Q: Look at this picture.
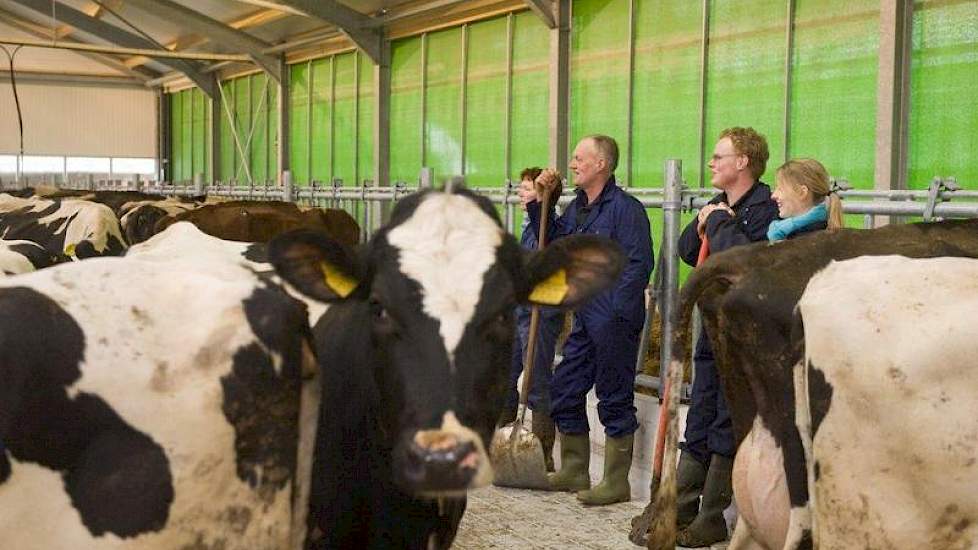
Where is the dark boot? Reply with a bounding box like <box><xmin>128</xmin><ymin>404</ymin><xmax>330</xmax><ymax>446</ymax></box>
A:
<box><xmin>577</xmin><ymin>434</ymin><xmax>633</xmax><ymax>506</ymax></box>
<box><xmin>675</xmin><ymin>451</ymin><xmax>709</xmax><ymax>529</ymax></box>
<box><xmin>629</xmin><ymin>449</ymin><xmax>707</xmax><ymax>545</ymax></box>
<box><xmin>531</xmin><ymin>410</ymin><xmax>556</xmax><ymax>472</ymax></box>
<box><xmin>676</xmin><ymin>453</ymin><xmax>733</xmax><ymax>547</ymax></box>
<box><xmin>547</xmin><ymin>433</ymin><xmax>590</xmax><ymax>492</ymax></box>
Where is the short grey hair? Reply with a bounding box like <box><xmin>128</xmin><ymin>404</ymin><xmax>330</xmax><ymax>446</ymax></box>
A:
<box><xmin>583</xmin><ymin>134</ymin><xmax>619</xmax><ymax>173</ymax></box>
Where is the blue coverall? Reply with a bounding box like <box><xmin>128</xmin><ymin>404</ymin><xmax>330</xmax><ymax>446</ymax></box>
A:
<box><xmin>676</xmin><ymin>181</ymin><xmax>779</xmax><ymax>465</ymax></box>
<box><xmin>504</xmin><ymin>219</ymin><xmax>566</xmax><ymax>413</ymax></box>
<box><xmin>527</xmin><ymin>177</ymin><xmax>654</xmax><ymax>438</ymax></box>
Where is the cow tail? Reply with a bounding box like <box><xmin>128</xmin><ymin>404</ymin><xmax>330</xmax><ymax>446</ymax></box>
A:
<box><xmin>647</xmin><ymin>258</ymin><xmax>739</xmax><ymax>550</ymax></box>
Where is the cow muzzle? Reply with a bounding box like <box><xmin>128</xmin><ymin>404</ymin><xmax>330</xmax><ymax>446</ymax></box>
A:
<box><xmin>395</xmin><ymin>411</ymin><xmax>493</xmax><ymax>496</ymax></box>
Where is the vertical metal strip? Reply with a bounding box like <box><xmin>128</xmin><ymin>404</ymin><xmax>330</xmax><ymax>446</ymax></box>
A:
<box><xmin>265</xmin><ymin>78</ymin><xmax>271</xmax><ymax>183</ymax></box>
<box><xmin>625</xmin><ymin>0</ymin><xmax>636</xmax><ymax>186</ymax></box>
<box><xmin>248</xmin><ymin>75</ymin><xmax>254</xmax><ymax>180</ymax></box>
<box><xmin>504</xmin><ymin>13</ymin><xmax>514</xmax><ymax>181</ymax></box>
<box><xmin>460</xmin><ymin>24</ymin><xmax>468</xmax><ymax>176</ymax></box>
<box><xmin>189</xmin><ymin>89</ymin><xmax>195</xmax><ymax>180</ymax></box>
<box><xmin>420</xmin><ymin>32</ymin><xmax>428</xmax><ymax>170</ymax></box>
<box><xmin>330</xmin><ymin>56</ymin><xmax>336</xmax><ymax>183</ymax></box>
<box><xmin>782</xmin><ymin>0</ymin><xmax>796</xmax><ymax>162</ymax></box>
<box><xmin>353</xmin><ymin>52</ymin><xmax>361</xmax><ymax>185</ymax></box>
<box><xmin>697</xmin><ymin>0</ymin><xmax>711</xmax><ymax>188</ymax></box>
<box><xmin>307</xmin><ymin>59</ymin><xmax>313</xmax><ymax>184</ymax></box>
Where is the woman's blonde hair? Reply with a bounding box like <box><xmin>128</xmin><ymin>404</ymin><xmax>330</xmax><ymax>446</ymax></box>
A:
<box><xmin>776</xmin><ymin>158</ymin><xmax>843</xmax><ymax>230</ymax></box>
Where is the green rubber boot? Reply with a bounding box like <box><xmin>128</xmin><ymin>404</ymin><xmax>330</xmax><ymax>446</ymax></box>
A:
<box><xmin>576</xmin><ymin>434</ymin><xmax>633</xmax><ymax>506</ymax></box>
<box><xmin>547</xmin><ymin>433</ymin><xmax>591</xmax><ymax>492</ymax></box>
<box><xmin>676</xmin><ymin>453</ymin><xmax>733</xmax><ymax>547</ymax></box>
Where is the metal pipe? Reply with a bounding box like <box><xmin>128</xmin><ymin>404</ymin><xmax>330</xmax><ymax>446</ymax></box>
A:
<box><xmin>625</xmin><ymin>0</ymin><xmax>636</xmax><ymax>186</ymax></box>
<box><xmin>460</xmin><ymin>24</ymin><xmax>468</xmax><ymax>177</ymax></box>
<box><xmin>0</xmin><ymin>38</ymin><xmax>252</xmax><ymax>62</ymax></box>
<box><xmin>659</xmin><ymin>160</ymin><xmax>683</xmax><ymax>387</ymax></box>
<box><xmin>697</xmin><ymin>0</ymin><xmax>711</xmax><ymax>188</ymax></box>
<box><xmin>504</xmin><ymin>13</ymin><xmax>514</xmax><ymax>180</ymax></box>
<box><xmin>782</xmin><ymin>0</ymin><xmax>796</xmax><ymax>162</ymax></box>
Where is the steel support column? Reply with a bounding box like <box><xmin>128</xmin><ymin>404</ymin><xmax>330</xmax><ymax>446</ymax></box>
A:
<box><xmin>549</xmin><ymin>0</ymin><xmax>570</xmax><ymax>176</ymax></box>
<box><xmin>277</xmin><ymin>58</ymin><xmax>290</xmax><ymax>182</ymax></box>
<box><xmin>874</xmin><ymin>0</ymin><xmax>913</xmax><ymax>225</ymax></box>
<box><xmin>374</xmin><ymin>40</ymin><xmax>392</xmax><ymax>188</ymax></box>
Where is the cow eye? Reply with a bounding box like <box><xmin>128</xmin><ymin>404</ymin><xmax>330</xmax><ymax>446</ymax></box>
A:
<box><xmin>369</xmin><ymin>297</ymin><xmax>389</xmax><ymax>320</ymax></box>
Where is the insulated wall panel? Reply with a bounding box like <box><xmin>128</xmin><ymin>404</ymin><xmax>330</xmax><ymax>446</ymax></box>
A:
<box><xmin>704</xmin><ymin>0</ymin><xmax>788</xmax><ymax>185</ymax></box>
<box><xmin>391</xmin><ymin>38</ymin><xmax>424</xmax><ymax>184</ymax></box>
<box><xmin>790</xmin><ymin>0</ymin><xmax>879</xmax><ymax>189</ymax></box>
<box><xmin>908</xmin><ymin>0</ymin><xmax>978</xmax><ymax>190</ymax></box>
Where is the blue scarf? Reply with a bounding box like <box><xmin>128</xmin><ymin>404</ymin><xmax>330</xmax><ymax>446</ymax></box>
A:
<box><xmin>767</xmin><ymin>203</ymin><xmax>827</xmax><ymax>242</ymax></box>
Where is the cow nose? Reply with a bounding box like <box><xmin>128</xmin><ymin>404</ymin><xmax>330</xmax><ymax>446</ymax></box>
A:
<box><xmin>400</xmin><ymin>436</ymin><xmax>479</xmax><ymax>494</ymax></box>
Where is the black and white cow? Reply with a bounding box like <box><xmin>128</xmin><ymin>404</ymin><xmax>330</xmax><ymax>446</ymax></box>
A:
<box><xmin>1</xmin><ymin>187</ymin><xmax>623</xmax><ymax>549</ymax></box>
<box><xmin>793</xmin><ymin>255</ymin><xmax>978</xmax><ymax>549</ymax></box>
<box><xmin>0</xmin><ymin>239</ymin><xmax>62</xmax><ymax>276</ymax></box>
<box><xmin>0</xmin><ymin>193</ymin><xmax>126</xmax><ymax>259</ymax></box>
<box><xmin>268</xmin><ymin>187</ymin><xmax>624</xmax><ymax>548</ymax></box>
<box><xmin>0</xmin><ymin>222</ymin><xmax>318</xmax><ymax>549</ymax></box>
<box><xmin>645</xmin><ymin>218</ymin><xmax>978</xmax><ymax>550</ymax></box>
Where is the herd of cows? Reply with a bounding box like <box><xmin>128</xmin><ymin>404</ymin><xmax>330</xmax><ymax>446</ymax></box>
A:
<box><xmin>0</xmin><ymin>185</ymin><xmax>623</xmax><ymax>549</ymax></box>
<box><xmin>1</xmin><ymin>183</ymin><xmax>977</xmax><ymax>549</ymax></box>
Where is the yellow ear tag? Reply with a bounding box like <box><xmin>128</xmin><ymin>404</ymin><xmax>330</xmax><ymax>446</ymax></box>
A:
<box><xmin>528</xmin><ymin>268</ymin><xmax>569</xmax><ymax>305</ymax></box>
<box><xmin>320</xmin><ymin>261</ymin><xmax>358</xmax><ymax>298</ymax></box>
<box><xmin>64</xmin><ymin>243</ymin><xmax>76</xmax><ymax>257</ymax></box>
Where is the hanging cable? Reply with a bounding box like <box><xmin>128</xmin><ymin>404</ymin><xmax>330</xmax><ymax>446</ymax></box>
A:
<box><xmin>1</xmin><ymin>45</ymin><xmax>26</xmax><ymax>182</ymax></box>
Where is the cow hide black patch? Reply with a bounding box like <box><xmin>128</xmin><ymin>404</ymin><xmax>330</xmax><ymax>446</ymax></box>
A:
<box><xmin>220</xmin><ymin>286</ymin><xmax>306</xmax><ymax>500</ymax></box>
<box><xmin>0</xmin><ymin>286</ymin><xmax>174</xmax><ymax>537</ymax></box>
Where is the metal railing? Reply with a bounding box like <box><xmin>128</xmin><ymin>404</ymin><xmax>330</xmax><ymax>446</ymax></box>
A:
<box><xmin>5</xmin><ymin>165</ymin><xmax>976</xmax><ymax>395</ymax></box>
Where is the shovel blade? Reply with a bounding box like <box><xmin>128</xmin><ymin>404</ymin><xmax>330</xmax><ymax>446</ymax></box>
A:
<box><xmin>489</xmin><ymin>423</ymin><xmax>550</xmax><ymax>490</ymax></box>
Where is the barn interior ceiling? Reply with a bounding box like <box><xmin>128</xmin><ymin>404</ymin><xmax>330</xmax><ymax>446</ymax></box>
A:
<box><xmin>0</xmin><ymin>0</ymin><xmax>533</xmax><ymax>88</ymax></box>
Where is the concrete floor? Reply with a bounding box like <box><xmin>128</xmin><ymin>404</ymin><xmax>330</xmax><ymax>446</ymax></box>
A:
<box><xmin>454</xmin><ymin>392</ymin><xmax>708</xmax><ymax>549</ymax></box>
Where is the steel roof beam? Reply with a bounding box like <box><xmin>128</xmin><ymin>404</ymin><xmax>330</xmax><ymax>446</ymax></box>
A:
<box><xmin>124</xmin><ymin>0</ymin><xmax>282</xmax><ymax>83</ymax></box>
<box><xmin>524</xmin><ymin>0</ymin><xmax>556</xmax><ymax>29</ymax></box>
<box><xmin>7</xmin><ymin>0</ymin><xmax>215</xmax><ymax>96</ymax></box>
<box><xmin>272</xmin><ymin>0</ymin><xmax>382</xmax><ymax>64</ymax></box>
<box><xmin>0</xmin><ymin>6</ymin><xmax>157</xmax><ymax>82</ymax></box>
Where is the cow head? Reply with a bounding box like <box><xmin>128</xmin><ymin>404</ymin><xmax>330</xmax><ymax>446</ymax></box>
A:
<box><xmin>269</xmin><ymin>188</ymin><xmax>623</xmax><ymax>496</ymax></box>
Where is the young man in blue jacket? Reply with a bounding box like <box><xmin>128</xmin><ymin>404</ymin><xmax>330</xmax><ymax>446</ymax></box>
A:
<box><xmin>671</xmin><ymin>127</ymin><xmax>779</xmax><ymax>547</ymax></box>
<box><xmin>527</xmin><ymin>135</ymin><xmax>653</xmax><ymax>505</ymax></box>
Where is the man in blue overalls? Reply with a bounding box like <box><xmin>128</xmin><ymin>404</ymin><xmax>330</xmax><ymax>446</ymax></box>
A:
<box><xmin>527</xmin><ymin>135</ymin><xmax>653</xmax><ymax>506</ymax></box>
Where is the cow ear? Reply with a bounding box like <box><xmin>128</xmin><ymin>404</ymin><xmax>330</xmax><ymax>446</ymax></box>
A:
<box><xmin>523</xmin><ymin>235</ymin><xmax>624</xmax><ymax>309</ymax></box>
<box><xmin>269</xmin><ymin>229</ymin><xmax>361</xmax><ymax>303</ymax></box>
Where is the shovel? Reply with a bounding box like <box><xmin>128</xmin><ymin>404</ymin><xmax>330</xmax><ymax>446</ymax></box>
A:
<box><xmin>489</xmin><ymin>184</ymin><xmax>554</xmax><ymax>490</ymax></box>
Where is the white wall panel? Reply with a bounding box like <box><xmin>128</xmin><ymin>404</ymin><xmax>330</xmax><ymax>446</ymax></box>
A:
<box><xmin>0</xmin><ymin>82</ymin><xmax>156</xmax><ymax>157</ymax></box>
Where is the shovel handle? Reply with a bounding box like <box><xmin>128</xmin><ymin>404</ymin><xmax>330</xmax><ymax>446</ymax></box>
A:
<box><xmin>516</xmin><ymin>185</ymin><xmax>553</xmax><ymax>420</ymax></box>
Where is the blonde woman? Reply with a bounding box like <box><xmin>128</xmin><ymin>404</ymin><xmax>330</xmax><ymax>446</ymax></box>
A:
<box><xmin>768</xmin><ymin>158</ymin><xmax>844</xmax><ymax>241</ymax></box>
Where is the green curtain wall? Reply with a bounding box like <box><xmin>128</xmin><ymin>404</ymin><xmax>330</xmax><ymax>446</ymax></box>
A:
<box><xmin>289</xmin><ymin>51</ymin><xmax>375</xmax><ymax>187</ymax></box>
<box><xmin>168</xmin><ymin>1</ymin><xmax>976</xmax><ymax>198</ymax></box>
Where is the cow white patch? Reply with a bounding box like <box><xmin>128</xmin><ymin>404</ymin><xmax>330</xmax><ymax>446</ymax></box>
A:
<box><xmin>0</xmin><ymin>240</ymin><xmax>38</xmax><ymax>276</ymax></box>
<box><xmin>386</xmin><ymin>194</ymin><xmax>503</xmax><ymax>366</ymax></box>
<box><xmin>800</xmin><ymin>256</ymin><xmax>978</xmax><ymax>549</ymax></box>
<box><xmin>0</xmin><ymin>224</ymin><xmax>308</xmax><ymax>549</ymax></box>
